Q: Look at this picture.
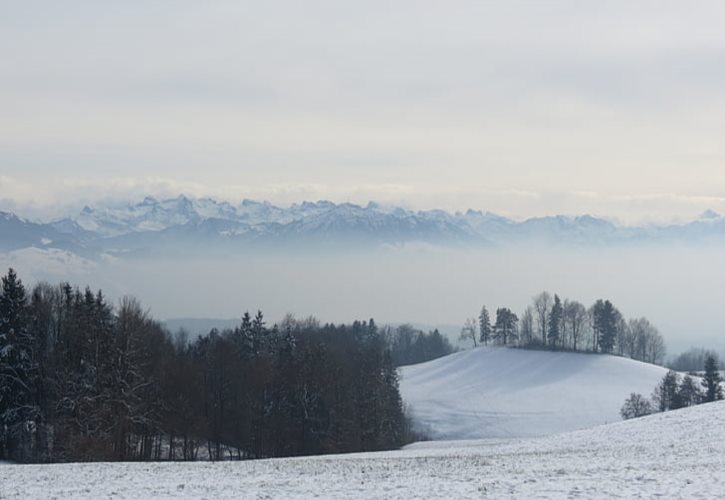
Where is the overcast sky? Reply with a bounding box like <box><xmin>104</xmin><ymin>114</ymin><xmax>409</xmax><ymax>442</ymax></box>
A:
<box><xmin>2</xmin><ymin>1</ymin><xmax>725</xmax><ymax>222</ymax></box>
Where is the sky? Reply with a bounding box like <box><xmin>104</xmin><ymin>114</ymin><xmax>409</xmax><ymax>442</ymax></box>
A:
<box><xmin>2</xmin><ymin>1</ymin><xmax>725</xmax><ymax>222</ymax></box>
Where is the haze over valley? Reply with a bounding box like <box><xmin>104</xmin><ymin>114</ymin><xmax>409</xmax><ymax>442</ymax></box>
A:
<box><xmin>2</xmin><ymin>195</ymin><xmax>724</xmax><ymax>355</ymax></box>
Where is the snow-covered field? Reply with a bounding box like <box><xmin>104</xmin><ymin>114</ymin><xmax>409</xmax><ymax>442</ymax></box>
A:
<box><xmin>2</xmin><ymin>400</ymin><xmax>724</xmax><ymax>499</ymax></box>
<box><xmin>399</xmin><ymin>347</ymin><xmax>670</xmax><ymax>439</ymax></box>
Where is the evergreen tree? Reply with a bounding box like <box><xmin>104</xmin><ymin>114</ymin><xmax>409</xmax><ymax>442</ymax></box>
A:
<box><xmin>494</xmin><ymin>308</ymin><xmax>518</xmax><ymax>345</ymax></box>
<box><xmin>652</xmin><ymin>370</ymin><xmax>680</xmax><ymax>412</ymax></box>
<box><xmin>478</xmin><ymin>306</ymin><xmax>492</xmax><ymax>346</ymax></box>
<box><xmin>701</xmin><ymin>354</ymin><xmax>723</xmax><ymax>403</ymax></box>
<box><xmin>238</xmin><ymin>311</ymin><xmax>254</xmax><ymax>357</ymax></box>
<box><xmin>0</xmin><ymin>268</ymin><xmax>39</xmax><ymax>461</ymax></box>
<box><xmin>547</xmin><ymin>295</ymin><xmax>563</xmax><ymax>348</ymax></box>
<box><xmin>677</xmin><ymin>374</ymin><xmax>702</xmax><ymax>407</ymax></box>
<box><xmin>594</xmin><ymin>300</ymin><xmax>618</xmax><ymax>354</ymax></box>
<box><xmin>251</xmin><ymin>310</ymin><xmax>267</xmax><ymax>355</ymax></box>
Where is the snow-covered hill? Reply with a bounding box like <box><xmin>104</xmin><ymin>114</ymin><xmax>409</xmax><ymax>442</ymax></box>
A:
<box><xmin>3</xmin><ymin>399</ymin><xmax>724</xmax><ymax>498</ymax></box>
<box><xmin>399</xmin><ymin>347</ymin><xmax>670</xmax><ymax>439</ymax></box>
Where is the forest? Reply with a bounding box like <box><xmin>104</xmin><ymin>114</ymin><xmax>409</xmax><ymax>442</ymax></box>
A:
<box><xmin>0</xmin><ymin>268</ymin><xmax>446</xmax><ymax>463</ymax></box>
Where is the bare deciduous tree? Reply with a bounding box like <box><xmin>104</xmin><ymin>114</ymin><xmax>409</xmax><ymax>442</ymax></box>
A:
<box><xmin>563</xmin><ymin>300</ymin><xmax>587</xmax><ymax>351</ymax></box>
<box><xmin>533</xmin><ymin>291</ymin><xmax>552</xmax><ymax>346</ymax></box>
<box><xmin>459</xmin><ymin>317</ymin><xmax>478</xmax><ymax>348</ymax></box>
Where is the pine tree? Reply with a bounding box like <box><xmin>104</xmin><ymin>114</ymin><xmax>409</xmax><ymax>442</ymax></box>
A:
<box><xmin>0</xmin><ymin>268</ymin><xmax>39</xmax><ymax>461</ymax></box>
<box><xmin>595</xmin><ymin>300</ymin><xmax>618</xmax><ymax>354</ymax></box>
<box><xmin>547</xmin><ymin>295</ymin><xmax>563</xmax><ymax>348</ymax></box>
<box><xmin>652</xmin><ymin>370</ymin><xmax>680</xmax><ymax>412</ymax></box>
<box><xmin>701</xmin><ymin>354</ymin><xmax>723</xmax><ymax>403</ymax></box>
<box><xmin>237</xmin><ymin>311</ymin><xmax>254</xmax><ymax>357</ymax></box>
<box><xmin>478</xmin><ymin>306</ymin><xmax>492</xmax><ymax>346</ymax></box>
<box><xmin>251</xmin><ymin>310</ymin><xmax>266</xmax><ymax>356</ymax></box>
<box><xmin>494</xmin><ymin>308</ymin><xmax>518</xmax><ymax>346</ymax></box>
<box><xmin>677</xmin><ymin>375</ymin><xmax>702</xmax><ymax>407</ymax></box>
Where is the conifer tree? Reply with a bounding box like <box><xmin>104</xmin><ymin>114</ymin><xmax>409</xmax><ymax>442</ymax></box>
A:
<box><xmin>494</xmin><ymin>308</ymin><xmax>518</xmax><ymax>345</ymax></box>
<box><xmin>677</xmin><ymin>374</ymin><xmax>702</xmax><ymax>407</ymax></box>
<box><xmin>0</xmin><ymin>268</ymin><xmax>38</xmax><ymax>460</ymax></box>
<box><xmin>595</xmin><ymin>300</ymin><xmax>618</xmax><ymax>354</ymax></box>
<box><xmin>251</xmin><ymin>310</ymin><xmax>266</xmax><ymax>355</ymax></box>
<box><xmin>652</xmin><ymin>370</ymin><xmax>680</xmax><ymax>412</ymax></box>
<box><xmin>702</xmin><ymin>354</ymin><xmax>723</xmax><ymax>403</ymax></box>
<box><xmin>547</xmin><ymin>295</ymin><xmax>563</xmax><ymax>348</ymax></box>
<box><xmin>478</xmin><ymin>306</ymin><xmax>492</xmax><ymax>346</ymax></box>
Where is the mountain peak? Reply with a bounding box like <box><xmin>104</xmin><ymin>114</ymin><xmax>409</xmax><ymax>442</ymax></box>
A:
<box><xmin>9</xmin><ymin>195</ymin><xmax>725</xmax><ymax>251</ymax></box>
<box><xmin>700</xmin><ymin>209</ymin><xmax>721</xmax><ymax>220</ymax></box>
<box><xmin>0</xmin><ymin>211</ymin><xmax>20</xmax><ymax>222</ymax></box>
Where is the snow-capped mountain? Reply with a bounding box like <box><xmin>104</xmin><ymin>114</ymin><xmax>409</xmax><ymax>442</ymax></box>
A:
<box><xmin>0</xmin><ymin>211</ymin><xmax>86</xmax><ymax>254</ymax></box>
<box><xmin>58</xmin><ymin>195</ymin><xmax>236</xmax><ymax>237</ymax></box>
<box><xmin>3</xmin><ymin>195</ymin><xmax>725</xmax><ymax>258</ymax></box>
<box><xmin>42</xmin><ymin>195</ymin><xmax>484</xmax><ymax>253</ymax></box>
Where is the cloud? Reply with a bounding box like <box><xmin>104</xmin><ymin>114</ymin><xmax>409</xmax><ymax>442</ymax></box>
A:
<box><xmin>2</xmin><ymin>2</ymin><xmax>725</xmax><ymax>223</ymax></box>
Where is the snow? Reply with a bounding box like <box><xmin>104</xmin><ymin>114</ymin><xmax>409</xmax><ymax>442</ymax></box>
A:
<box><xmin>2</xmin><ymin>400</ymin><xmax>725</xmax><ymax>498</ymax></box>
<box><xmin>399</xmin><ymin>347</ymin><xmax>670</xmax><ymax>439</ymax></box>
<box><xmin>9</xmin><ymin>197</ymin><xmax>725</xmax><ymax>252</ymax></box>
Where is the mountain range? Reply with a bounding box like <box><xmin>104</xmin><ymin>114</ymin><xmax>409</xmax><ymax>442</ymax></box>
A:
<box><xmin>2</xmin><ymin>195</ymin><xmax>725</xmax><ymax>258</ymax></box>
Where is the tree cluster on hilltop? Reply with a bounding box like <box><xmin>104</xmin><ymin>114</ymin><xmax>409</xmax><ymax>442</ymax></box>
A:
<box><xmin>0</xmin><ymin>269</ymin><xmax>409</xmax><ymax>464</ymax></box>
<box><xmin>461</xmin><ymin>291</ymin><xmax>667</xmax><ymax>365</ymax></box>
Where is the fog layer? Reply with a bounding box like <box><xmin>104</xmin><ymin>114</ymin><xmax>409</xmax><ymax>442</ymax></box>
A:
<box><xmin>1</xmin><ymin>244</ymin><xmax>722</xmax><ymax>355</ymax></box>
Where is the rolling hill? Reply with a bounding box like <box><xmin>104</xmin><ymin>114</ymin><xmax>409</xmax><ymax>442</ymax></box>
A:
<box><xmin>399</xmin><ymin>347</ymin><xmax>670</xmax><ymax>439</ymax></box>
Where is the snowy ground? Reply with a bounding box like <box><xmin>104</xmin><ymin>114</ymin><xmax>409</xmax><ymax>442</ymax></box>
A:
<box><xmin>399</xmin><ymin>347</ymin><xmax>670</xmax><ymax>439</ymax></box>
<box><xmin>2</xmin><ymin>400</ymin><xmax>724</xmax><ymax>498</ymax></box>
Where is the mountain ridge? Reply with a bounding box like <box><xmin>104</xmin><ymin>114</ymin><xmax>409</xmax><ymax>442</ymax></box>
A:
<box><xmin>2</xmin><ymin>195</ymin><xmax>725</xmax><ymax>257</ymax></box>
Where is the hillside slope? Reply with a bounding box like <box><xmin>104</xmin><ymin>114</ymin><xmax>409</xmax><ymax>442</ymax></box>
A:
<box><xmin>3</xmin><ymin>399</ymin><xmax>724</xmax><ymax>498</ymax></box>
<box><xmin>399</xmin><ymin>347</ymin><xmax>670</xmax><ymax>439</ymax></box>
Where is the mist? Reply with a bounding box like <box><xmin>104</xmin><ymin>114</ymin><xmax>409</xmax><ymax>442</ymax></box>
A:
<box><xmin>3</xmin><ymin>243</ymin><xmax>723</xmax><ymax>356</ymax></box>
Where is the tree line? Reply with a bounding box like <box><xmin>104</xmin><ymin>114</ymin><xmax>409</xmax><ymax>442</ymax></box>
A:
<box><xmin>382</xmin><ymin>324</ymin><xmax>455</xmax><ymax>367</ymax></box>
<box><xmin>620</xmin><ymin>354</ymin><xmax>723</xmax><ymax>419</ymax></box>
<box><xmin>668</xmin><ymin>347</ymin><xmax>722</xmax><ymax>372</ymax></box>
<box><xmin>0</xmin><ymin>269</ymin><xmax>410</xmax><ymax>463</ymax></box>
<box><xmin>460</xmin><ymin>291</ymin><xmax>667</xmax><ymax>364</ymax></box>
